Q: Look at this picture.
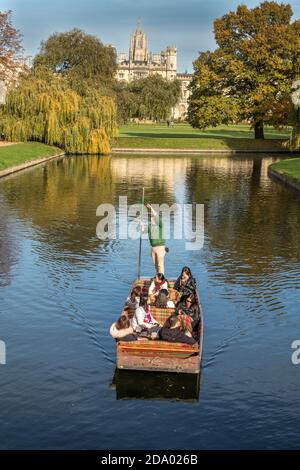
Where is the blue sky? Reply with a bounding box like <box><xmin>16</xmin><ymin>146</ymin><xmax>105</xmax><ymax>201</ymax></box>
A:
<box><xmin>2</xmin><ymin>0</ymin><xmax>300</xmax><ymax>71</ymax></box>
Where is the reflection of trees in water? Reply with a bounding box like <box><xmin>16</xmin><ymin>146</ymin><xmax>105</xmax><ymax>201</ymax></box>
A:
<box><xmin>0</xmin><ymin>196</ymin><xmax>17</xmax><ymax>287</ymax></box>
<box><xmin>3</xmin><ymin>152</ymin><xmax>298</xmax><ymax>281</ymax></box>
<box><xmin>0</xmin><ymin>156</ymin><xmax>116</xmax><ymax>265</ymax></box>
<box><xmin>185</xmin><ymin>156</ymin><xmax>300</xmax><ymax>281</ymax></box>
<box><xmin>111</xmin><ymin>155</ymin><xmax>187</xmax><ymax>205</ymax></box>
<box><xmin>0</xmin><ymin>155</ymin><xmax>175</xmax><ymax>267</ymax></box>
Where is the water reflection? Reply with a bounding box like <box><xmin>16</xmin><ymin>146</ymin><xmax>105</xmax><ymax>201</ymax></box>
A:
<box><xmin>0</xmin><ymin>156</ymin><xmax>177</xmax><ymax>262</ymax></box>
<box><xmin>114</xmin><ymin>369</ymin><xmax>200</xmax><ymax>402</ymax></box>
<box><xmin>1</xmin><ymin>153</ymin><xmax>300</xmax><ymax>449</ymax></box>
<box><xmin>0</xmin><ymin>196</ymin><xmax>18</xmax><ymax>287</ymax></box>
<box><xmin>0</xmin><ymin>153</ymin><xmax>300</xmax><ymax>283</ymax></box>
<box><xmin>184</xmin><ymin>155</ymin><xmax>300</xmax><ymax>272</ymax></box>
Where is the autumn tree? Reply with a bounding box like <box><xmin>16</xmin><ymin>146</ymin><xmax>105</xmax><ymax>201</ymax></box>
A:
<box><xmin>1</xmin><ymin>27</ymin><xmax>118</xmax><ymax>154</ymax></box>
<box><xmin>0</xmin><ymin>67</ymin><xmax>117</xmax><ymax>154</ymax></box>
<box><xmin>0</xmin><ymin>10</ymin><xmax>23</xmax><ymax>81</ymax></box>
<box><xmin>188</xmin><ymin>1</ymin><xmax>300</xmax><ymax>139</ymax></box>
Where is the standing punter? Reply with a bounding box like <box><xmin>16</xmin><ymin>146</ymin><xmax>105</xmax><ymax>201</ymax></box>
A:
<box><xmin>145</xmin><ymin>203</ymin><xmax>166</xmax><ymax>275</ymax></box>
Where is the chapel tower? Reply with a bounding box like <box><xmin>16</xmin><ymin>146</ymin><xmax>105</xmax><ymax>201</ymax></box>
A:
<box><xmin>129</xmin><ymin>20</ymin><xmax>148</xmax><ymax>62</ymax></box>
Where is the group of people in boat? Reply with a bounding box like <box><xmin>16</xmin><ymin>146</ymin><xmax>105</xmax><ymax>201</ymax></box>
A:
<box><xmin>110</xmin><ymin>267</ymin><xmax>199</xmax><ymax>346</ymax></box>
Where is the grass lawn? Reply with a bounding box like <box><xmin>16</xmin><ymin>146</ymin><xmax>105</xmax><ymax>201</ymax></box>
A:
<box><xmin>0</xmin><ymin>142</ymin><xmax>62</xmax><ymax>171</ymax></box>
<box><xmin>270</xmin><ymin>158</ymin><xmax>300</xmax><ymax>184</ymax></box>
<box><xmin>114</xmin><ymin>123</ymin><xmax>291</xmax><ymax>150</ymax></box>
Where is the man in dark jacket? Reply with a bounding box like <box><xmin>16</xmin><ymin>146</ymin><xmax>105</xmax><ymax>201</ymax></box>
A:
<box><xmin>159</xmin><ymin>316</ymin><xmax>197</xmax><ymax>345</ymax></box>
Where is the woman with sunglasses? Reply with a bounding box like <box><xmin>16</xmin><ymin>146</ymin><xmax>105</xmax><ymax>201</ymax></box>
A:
<box><xmin>175</xmin><ymin>294</ymin><xmax>199</xmax><ymax>333</ymax></box>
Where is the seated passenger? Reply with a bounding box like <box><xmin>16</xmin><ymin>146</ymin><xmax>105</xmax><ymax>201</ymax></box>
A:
<box><xmin>174</xmin><ymin>266</ymin><xmax>197</xmax><ymax>303</ymax></box>
<box><xmin>132</xmin><ymin>295</ymin><xmax>159</xmax><ymax>333</ymax></box>
<box><xmin>122</xmin><ymin>305</ymin><xmax>135</xmax><ymax>320</ymax></box>
<box><xmin>126</xmin><ymin>285</ymin><xmax>142</xmax><ymax>309</ymax></box>
<box><xmin>176</xmin><ymin>294</ymin><xmax>199</xmax><ymax>330</ymax></box>
<box><xmin>154</xmin><ymin>289</ymin><xmax>175</xmax><ymax>308</ymax></box>
<box><xmin>110</xmin><ymin>314</ymin><xmax>136</xmax><ymax>341</ymax></box>
<box><xmin>159</xmin><ymin>316</ymin><xmax>196</xmax><ymax>345</ymax></box>
<box><xmin>148</xmin><ymin>273</ymin><xmax>168</xmax><ymax>303</ymax></box>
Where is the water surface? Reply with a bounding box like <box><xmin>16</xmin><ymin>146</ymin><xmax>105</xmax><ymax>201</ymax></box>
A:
<box><xmin>0</xmin><ymin>153</ymin><xmax>300</xmax><ymax>449</ymax></box>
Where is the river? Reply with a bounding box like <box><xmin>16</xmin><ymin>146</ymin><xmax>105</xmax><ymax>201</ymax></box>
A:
<box><xmin>0</xmin><ymin>153</ymin><xmax>300</xmax><ymax>449</ymax></box>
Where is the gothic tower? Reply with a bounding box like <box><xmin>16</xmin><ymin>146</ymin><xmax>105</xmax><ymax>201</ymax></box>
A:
<box><xmin>129</xmin><ymin>19</ymin><xmax>148</xmax><ymax>62</ymax></box>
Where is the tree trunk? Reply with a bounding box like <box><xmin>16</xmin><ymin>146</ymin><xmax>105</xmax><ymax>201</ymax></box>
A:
<box><xmin>254</xmin><ymin>120</ymin><xmax>264</xmax><ymax>139</ymax></box>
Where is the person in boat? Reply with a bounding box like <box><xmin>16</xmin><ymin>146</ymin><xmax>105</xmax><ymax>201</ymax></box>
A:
<box><xmin>174</xmin><ymin>266</ymin><xmax>197</xmax><ymax>302</ymax></box>
<box><xmin>159</xmin><ymin>315</ymin><xmax>197</xmax><ymax>345</ymax></box>
<box><xmin>145</xmin><ymin>203</ymin><xmax>166</xmax><ymax>275</ymax></box>
<box><xmin>148</xmin><ymin>273</ymin><xmax>168</xmax><ymax>303</ymax></box>
<box><xmin>132</xmin><ymin>295</ymin><xmax>159</xmax><ymax>333</ymax></box>
<box><xmin>121</xmin><ymin>304</ymin><xmax>135</xmax><ymax>320</ymax></box>
<box><xmin>175</xmin><ymin>294</ymin><xmax>199</xmax><ymax>331</ymax></box>
<box><xmin>154</xmin><ymin>289</ymin><xmax>175</xmax><ymax>308</ymax></box>
<box><xmin>110</xmin><ymin>313</ymin><xmax>136</xmax><ymax>341</ymax></box>
<box><xmin>126</xmin><ymin>285</ymin><xmax>142</xmax><ymax>309</ymax></box>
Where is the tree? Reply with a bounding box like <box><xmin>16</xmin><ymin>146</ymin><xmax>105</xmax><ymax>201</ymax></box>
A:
<box><xmin>126</xmin><ymin>74</ymin><xmax>181</xmax><ymax>122</ymax></box>
<box><xmin>111</xmin><ymin>80</ymin><xmax>137</xmax><ymax>124</ymax></box>
<box><xmin>0</xmin><ymin>10</ymin><xmax>23</xmax><ymax>81</ymax></box>
<box><xmin>0</xmin><ymin>67</ymin><xmax>117</xmax><ymax>154</ymax></box>
<box><xmin>33</xmin><ymin>28</ymin><xmax>117</xmax><ymax>92</ymax></box>
<box><xmin>188</xmin><ymin>1</ymin><xmax>300</xmax><ymax>139</ymax></box>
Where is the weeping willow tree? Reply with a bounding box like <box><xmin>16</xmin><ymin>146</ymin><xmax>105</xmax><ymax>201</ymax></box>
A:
<box><xmin>0</xmin><ymin>67</ymin><xmax>117</xmax><ymax>154</ymax></box>
<box><xmin>290</xmin><ymin>80</ymin><xmax>300</xmax><ymax>150</ymax></box>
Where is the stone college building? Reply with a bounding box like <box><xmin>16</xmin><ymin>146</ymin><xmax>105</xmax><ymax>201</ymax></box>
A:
<box><xmin>116</xmin><ymin>21</ymin><xmax>192</xmax><ymax>120</ymax></box>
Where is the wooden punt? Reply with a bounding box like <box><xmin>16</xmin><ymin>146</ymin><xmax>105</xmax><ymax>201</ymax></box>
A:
<box><xmin>116</xmin><ymin>278</ymin><xmax>204</xmax><ymax>374</ymax></box>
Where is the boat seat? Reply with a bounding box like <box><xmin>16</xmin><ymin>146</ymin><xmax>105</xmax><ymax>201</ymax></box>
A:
<box><xmin>151</xmin><ymin>307</ymin><xmax>175</xmax><ymax>326</ymax></box>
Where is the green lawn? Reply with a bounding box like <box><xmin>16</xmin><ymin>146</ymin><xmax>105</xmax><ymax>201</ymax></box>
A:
<box><xmin>0</xmin><ymin>142</ymin><xmax>62</xmax><ymax>171</ymax></box>
<box><xmin>114</xmin><ymin>123</ymin><xmax>291</xmax><ymax>150</ymax></box>
<box><xmin>270</xmin><ymin>157</ymin><xmax>300</xmax><ymax>184</ymax></box>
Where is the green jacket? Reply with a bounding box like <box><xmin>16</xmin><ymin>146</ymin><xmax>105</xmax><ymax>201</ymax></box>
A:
<box><xmin>148</xmin><ymin>215</ymin><xmax>165</xmax><ymax>247</ymax></box>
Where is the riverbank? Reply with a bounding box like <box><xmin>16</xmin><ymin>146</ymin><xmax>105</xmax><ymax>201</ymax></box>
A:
<box><xmin>112</xmin><ymin>147</ymin><xmax>295</xmax><ymax>155</ymax></box>
<box><xmin>114</xmin><ymin>123</ymin><xmax>291</xmax><ymax>152</ymax></box>
<box><xmin>0</xmin><ymin>142</ymin><xmax>64</xmax><ymax>178</ymax></box>
<box><xmin>268</xmin><ymin>157</ymin><xmax>300</xmax><ymax>192</ymax></box>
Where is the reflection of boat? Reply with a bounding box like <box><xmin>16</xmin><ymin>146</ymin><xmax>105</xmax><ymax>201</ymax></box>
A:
<box><xmin>116</xmin><ymin>278</ymin><xmax>203</xmax><ymax>374</ymax></box>
<box><xmin>114</xmin><ymin>369</ymin><xmax>200</xmax><ymax>402</ymax></box>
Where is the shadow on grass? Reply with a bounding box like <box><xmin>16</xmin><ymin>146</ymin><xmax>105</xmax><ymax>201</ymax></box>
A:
<box><xmin>124</xmin><ymin>132</ymin><xmax>248</xmax><ymax>139</ymax></box>
<box><xmin>122</xmin><ymin>131</ymin><xmax>286</xmax><ymax>140</ymax></box>
<box><xmin>120</xmin><ymin>132</ymin><xmax>285</xmax><ymax>148</ymax></box>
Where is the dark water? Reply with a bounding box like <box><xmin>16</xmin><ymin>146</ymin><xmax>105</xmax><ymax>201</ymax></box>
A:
<box><xmin>0</xmin><ymin>154</ymin><xmax>300</xmax><ymax>450</ymax></box>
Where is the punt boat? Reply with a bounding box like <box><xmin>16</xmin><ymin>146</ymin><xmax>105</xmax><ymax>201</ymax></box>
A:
<box><xmin>116</xmin><ymin>277</ymin><xmax>203</xmax><ymax>374</ymax></box>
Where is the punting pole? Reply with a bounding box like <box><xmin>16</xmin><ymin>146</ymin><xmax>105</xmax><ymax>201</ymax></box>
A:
<box><xmin>137</xmin><ymin>187</ymin><xmax>145</xmax><ymax>280</ymax></box>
